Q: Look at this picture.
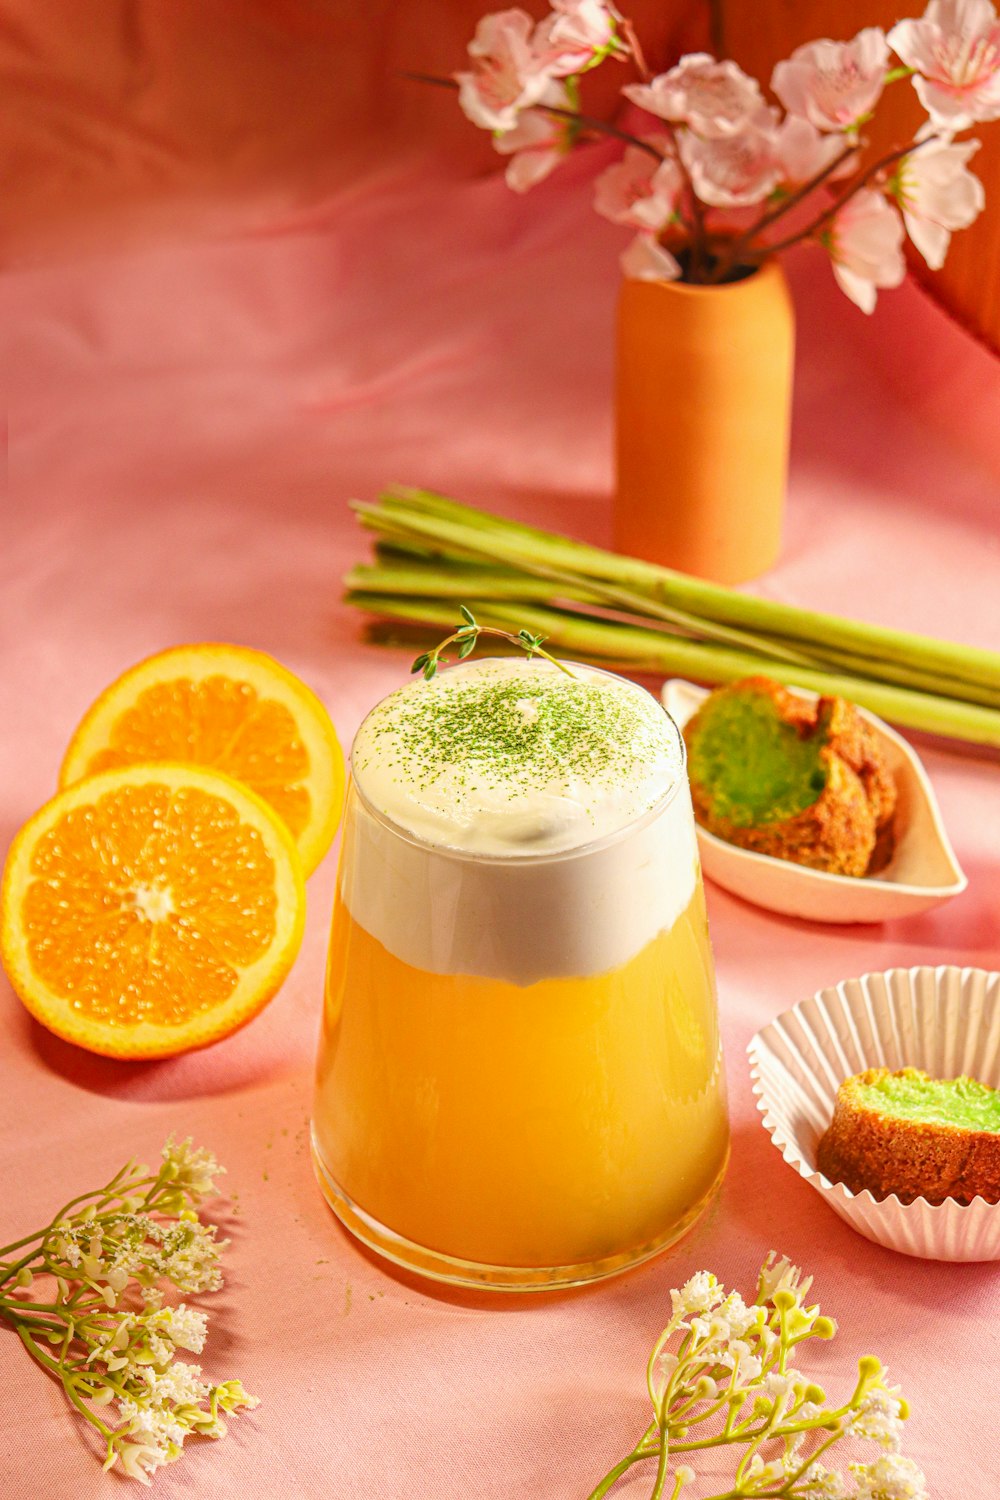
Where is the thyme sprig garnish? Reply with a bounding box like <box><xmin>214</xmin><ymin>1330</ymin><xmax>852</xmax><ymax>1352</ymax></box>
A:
<box><xmin>410</xmin><ymin>605</ymin><xmax>576</xmax><ymax>681</ymax></box>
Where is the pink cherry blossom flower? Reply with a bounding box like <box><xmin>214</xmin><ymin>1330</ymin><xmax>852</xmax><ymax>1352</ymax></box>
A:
<box><xmin>455</xmin><ymin>9</ymin><xmax>553</xmax><ymax>132</ymax></box>
<box><xmin>493</xmin><ymin>84</ymin><xmax>574</xmax><ymax>190</ymax></box>
<box><xmin>775</xmin><ymin>115</ymin><xmax>859</xmax><ymax>183</ymax></box>
<box><xmin>594</xmin><ymin>141</ymin><xmax>682</xmax><ymax>230</ymax></box>
<box><xmin>679</xmin><ymin>122</ymin><xmax>781</xmax><ymax>207</ymax></box>
<box><xmin>888</xmin><ymin>0</ymin><xmax>1000</xmax><ymax>127</ymax></box>
<box><xmin>772</xmin><ymin>28</ymin><xmax>890</xmax><ymax>132</ymax></box>
<box><xmin>823</xmin><ymin>188</ymin><xmax>906</xmax><ymax>312</ymax></box>
<box><xmin>620</xmin><ymin>234</ymin><xmax>682</xmax><ymax>282</ymax></box>
<box><xmin>533</xmin><ymin>0</ymin><xmax>618</xmax><ymax>77</ymax></box>
<box><xmin>623</xmin><ymin>53</ymin><xmax>766</xmax><ymax>136</ymax></box>
<box><xmin>890</xmin><ymin>132</ymin><xmax>985</xmax><ymax>266</ymax></box>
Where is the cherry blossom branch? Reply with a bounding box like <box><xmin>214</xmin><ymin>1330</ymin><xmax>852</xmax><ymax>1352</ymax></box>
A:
<box><xmin>402</xmin><ymin>72</ymin><xmax>664</xmax><ymax>159</ymax></box>
<box><xmin>746</xmin><ymin>135</ymin><xmax>940</xmax><ymax>259</ymax></box>
<box><xmin>704</xmin><ymin>141</ymin><xmax>859</xmax><ymax>283</ymax></box>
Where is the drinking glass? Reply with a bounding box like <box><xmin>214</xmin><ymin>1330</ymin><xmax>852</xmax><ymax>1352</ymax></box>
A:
<box><xmin>312</xmin><ymin>663</ymin><xmax>729</xmax><ymax>1290</ymax></box>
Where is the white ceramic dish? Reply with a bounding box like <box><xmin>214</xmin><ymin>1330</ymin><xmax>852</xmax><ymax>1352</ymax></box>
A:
<box><xmin>748</xmin><ymin>966</ymin><xmax>1000</xmax><ymax>1261</ymax></box>
<box><xmin>661</xmin><ymin>678</ymin><xmax>966</xmax><ymax>924</ymax></box>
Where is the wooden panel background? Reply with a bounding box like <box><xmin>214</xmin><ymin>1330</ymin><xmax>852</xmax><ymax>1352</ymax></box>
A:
<box><xmin>717</xmin><ymin>0</ymin><xmax>1000</xmax><ymax>355</ymax></box>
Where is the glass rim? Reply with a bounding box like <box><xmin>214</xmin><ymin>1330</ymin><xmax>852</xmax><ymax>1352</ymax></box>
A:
<box><xmin>347</xmin><ymin>658</ymin><xmax>687</xmax><ymax>867</ymax></box>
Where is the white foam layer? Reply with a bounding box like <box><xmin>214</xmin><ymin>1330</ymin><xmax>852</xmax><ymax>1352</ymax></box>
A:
<box><xmin>351</xmin><ymin>658</ymin><xmax>684</xmax><ymax>856</ymax></box>
<box><xmin>341</xmin><ymin>659</ymin><xmax>700</xmax><ymax>984</ymax></box>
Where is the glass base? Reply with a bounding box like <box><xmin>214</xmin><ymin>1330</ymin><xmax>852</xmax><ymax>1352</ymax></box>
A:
<box><xmin>311</xmin><ymin>1131</ymin><xmax>729</xmax><ymax>1292</ymax></box>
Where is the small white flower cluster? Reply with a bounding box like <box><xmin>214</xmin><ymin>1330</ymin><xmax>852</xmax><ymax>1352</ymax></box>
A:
<box><xmin>48</xmin><ymin>1209</ymin><xmax>224</xmax><ymax>1306</ymax></box>
<box><xmin>108</xmin><ymin>1372</ymin><xmax>259</xmax><ymax>1487</ymax></box>
<box><xmin>1</xmin><ymin>1141</ymin><xmax>254</xmax><ymax>1488</ymax></box>
<box><xmin>591</xmin><ymin>1253</ymin><xmax>927</xmax><ymax>1500</ymax></box>
<box><xmin>849</xmin><ymin>1387</ymin><xmax>908</xmax><ymax>1452</ymax></box>
<box><xmin>160</xmin><ymin>1137</ymin><xmax>225</xmax><ymax>1204</ymax></box>
<box><xmin>851</xmin><ymin>1453</ymin><xmax>930</xmax><ymax>1499</ymax></box>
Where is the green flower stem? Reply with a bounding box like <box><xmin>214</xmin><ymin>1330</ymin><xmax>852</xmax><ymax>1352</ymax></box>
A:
<box><xmin>649</xmin><ymin>1422</ymin><xmax>672</xmax><ymax>1500</ymax></box>
<box><xmin>586</xmin><ymin>1444</ymin><xmax>660</xmax><ymax>1500</ymax></box>
<box><xmin>780</xmin><ymin>1428</ymin><xmax>843</xmax><ymax>1491</ymax></box>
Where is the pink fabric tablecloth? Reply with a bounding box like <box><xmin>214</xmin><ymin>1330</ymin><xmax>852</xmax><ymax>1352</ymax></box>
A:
<box><xmin>3</xmin><ymin>163</ymin><xmax>1000</xmax><ymax>1499</ymax></box>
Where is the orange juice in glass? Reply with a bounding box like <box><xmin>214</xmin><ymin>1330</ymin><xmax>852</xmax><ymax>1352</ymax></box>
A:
<box><xmin>312</xmin><ymin>658</ymin><xmax>729</xmax><ymax>1289</ymax></box>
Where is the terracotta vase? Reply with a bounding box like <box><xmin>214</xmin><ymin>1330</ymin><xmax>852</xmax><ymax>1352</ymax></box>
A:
<box><xmin>614</xmin><ymin>259</ymin><xmax>795</xmax><ymax>585</ymax></box>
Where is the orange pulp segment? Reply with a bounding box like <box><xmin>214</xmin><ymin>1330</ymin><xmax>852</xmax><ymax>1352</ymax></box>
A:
<box><xmin>59</xmin><ymin>644</ymin><xmax>344</xmax><ymax>876</ymax></box>
<box><xmin>1</xmin><ymin>764</ymin><xmax>306</xmax><ymax>1058</ymax></box>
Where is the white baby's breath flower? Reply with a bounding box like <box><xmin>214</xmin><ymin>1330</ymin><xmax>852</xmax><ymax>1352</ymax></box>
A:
<box><xmin>715</xmin><ymin>1339</ymin><xmax>763</xmax><ymax>1385</ymax></box>
<box><xmin>758</xmin><ymin>1251</ymin><xmax>813</xmax><ymax>1304</ymax></box>
<box><xmin>161</xmin><ymin>1138</ymin><xmax>225</xmax><ymax>1202</ymax></box>
<box><xmin>747</xmin><ymin>1453</ymin><xmax>785</xmax><ymax>1484</ymax></box>
<box><xmin>141</xmin><ymin>1360</ymin><xmax>211</xmax><ymax>1407</ymax></box>
<box><xmin>152</xmin><ymin>1221</ymin><xmax>226</xmax><ymax>1294</ymax></box>
<box><xmin>671</xmin><ymin>1270</ymin><xmax>724</xmax><ymax>1319</ymax></box>
<box><xmin>107</xmin><ymin>1439</ymin><xmax>172</xmax><ymax>1487</ymax></box>
<box><xmin>216</xmin><ymin>1378</ymin><xmax>260</xmax><ymax>1414</ymax></box>
<box><xmin>799</xmin><ymin>1463</ymin><xmax>851</xmax><ymax>1498</ymax></box>
<box><xmin>718</xmin><ymin>1291</ymin><xmax>761</xmax><ymax>1339</ymax></box>
<box><xmin>850</xmin><ymin>1388</ymin><xmax>906</xmax><ymax>1451</ymax></box>
<box><xmin>53</xmin><ymin>1235</ymin><xmax>82</xmax><ymax>1268</ymax></box>
<box><xmin>796</xmin><ymin>1399</ymin><xmax>824</xmax><ymax>1423</ymax></box>
<box><xmin>148</xmin><ymin>1305</ymin><xmax>209</xmax><ymax>1355</ymax></box>
<box><xmin>2</xmin><ymin>1139</ymin><xmax>256</xmax><ymax>1490</ymax></box>
<box><xmin>851</xmin><ymin>1452</ymin><xmax>928</xmax><ymax>1499</ymax></box>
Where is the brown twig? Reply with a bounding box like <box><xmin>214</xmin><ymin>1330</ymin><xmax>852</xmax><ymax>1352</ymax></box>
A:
<box><xmin>705</xmin><ymin>141</ymin><xmax>860</xmax><ymax>283</ymax></box>
<box><xmin>614</xmin><ymin>9</ymin><xmax>651</xmax><ymax>82</ymax></box>
<box><xmin>665</xmin><ymin>127</ymin><xmax>709</xmax><ymax>277</ymax></box>
<box><xmin>749</xmin><ymin>135</ymin><xmax>938</xmax><ymax>259</ymax></box>
<box><xmin>401</xmin><ymin>71</ymin><xmax>665</xmax><ymax>160</ymax></box>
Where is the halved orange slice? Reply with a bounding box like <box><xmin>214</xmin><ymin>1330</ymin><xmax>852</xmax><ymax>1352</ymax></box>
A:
<box><xmin>1</xmin><ymin>764</ymin><xmax>306</xmax><ymax>1058</ymax></box>
<box><xmin>59</xmin><ymin>644</ymin><xmax>344</xmax><ymax>877</ymax></box>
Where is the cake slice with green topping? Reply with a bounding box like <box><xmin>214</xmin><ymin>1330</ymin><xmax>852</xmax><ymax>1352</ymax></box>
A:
<box><xmin>817</xmin><ymin>1067</ymin><xmax>1000</xmax><ymax>1204</ymax></box>
<box><xmin>683</xmin><ymin>677</ymin><xmax>896</xmax><ymax>877</ymax></box>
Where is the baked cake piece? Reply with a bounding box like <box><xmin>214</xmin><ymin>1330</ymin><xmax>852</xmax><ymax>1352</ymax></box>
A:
<box><xmin>817</xmin><ymin>1067</ymin><xmax>1000</xmax><ymax>1205</ymax></box>
<box><xmin>683</xmin><ymin>677</ymin><xmax>897</xmax><ymax>877</ymax></box>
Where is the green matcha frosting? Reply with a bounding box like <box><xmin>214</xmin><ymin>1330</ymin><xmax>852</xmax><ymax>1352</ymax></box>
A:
<box><xmin>686</xmin><ymin>686</ymin><xmax>828</xmax><ymax>828</ymax></box>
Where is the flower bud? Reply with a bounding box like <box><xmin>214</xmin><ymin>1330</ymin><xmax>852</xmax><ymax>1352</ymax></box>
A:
<box><xmin>14</xmin><ymin>1269</ymin><xmax>33</xmax><ymax>1289</ymax></box>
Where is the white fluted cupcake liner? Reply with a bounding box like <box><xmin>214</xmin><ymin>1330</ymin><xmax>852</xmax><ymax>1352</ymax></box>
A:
<box><xmin>748</xmin><ymin>966</ymin><xmax>1000</xmax><ymax>1261</ymax></box>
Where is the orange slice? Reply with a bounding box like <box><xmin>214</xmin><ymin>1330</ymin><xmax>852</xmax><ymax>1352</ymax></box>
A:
<box><xmin>59</xmin><ymin>644</ymin><xmax>344</xmax><ymax>878</ymax></box>
<box><xmin>1</xmin><ymin>764</ymin><xmax>306</xmax><ymax>1058</ymax></box>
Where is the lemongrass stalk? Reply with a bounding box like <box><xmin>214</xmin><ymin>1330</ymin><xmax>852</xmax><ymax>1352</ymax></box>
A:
<box><xmin>345</xmin><ymin>561</ymin><xmax>608</xmax><ymax>608</ymax></box>
<box><xmin>377</xmin><ymin>488</ymin><xmax>1000</xmax><ymax>693</ymax></box>
<box><xmin>350</xmin><ymin>553</ymin><xmax>1000</xmax><ymax>711</ymax></box>
<box><xmin>352</xmin><ymin>502</ymin><xmax>823</xmax><ymax>668</ymax></box>
<box><xmin>346</xmin><ymin>590</ymin><xmax>1000</xmax><ymax>748</ymax></box>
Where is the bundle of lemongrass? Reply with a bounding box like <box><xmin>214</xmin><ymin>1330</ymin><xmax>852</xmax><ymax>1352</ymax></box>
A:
<box><xmin>346</xmin><ymin>489</ymin><xmax>1000</xmax><ymax>751</ymax></box>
